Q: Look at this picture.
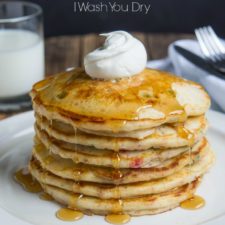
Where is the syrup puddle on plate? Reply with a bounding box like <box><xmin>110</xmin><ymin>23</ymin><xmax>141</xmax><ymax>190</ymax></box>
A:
<box><xmin>14</xmin><ymin>168</ymin><xmax>42</xmax><ymax>193</ymax></box>
<box><xmin>56</xmin><ymin>208</ymin><xmax>84</xmax><ymax>221</ymax></box>
<box><xmin>105</xmin><ymin>214</ymin><xmax>131</xmax><ymax>225</ymax></box>
<box><xmin>180</xmin><ymin>195</ymin><xmax>205</xmax><ymax>210</ymax></box>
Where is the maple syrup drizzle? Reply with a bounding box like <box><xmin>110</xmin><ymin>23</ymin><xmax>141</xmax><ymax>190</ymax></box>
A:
<box><xmin>14</xmin><ymin>168</ymin><xmax>42</xmax><ymax>193</ymax></box>
<box><xmin>114</xmin><ymin>185</ymin><xmax>121</xmax><ymax>199</ymax></box>
<box><xmin>70</xmin><ymin>121</ymin><xmax>84</xmax><ymax>217</ymax></box>
<box><xmin>112</xmin><ymin>152</ymin><xmax>121</xmax><ymax>169</ymax></box>
<box><xmin>39</xmin><ymin>192</ymin><xmax>54</xmax><ymax>201</ymax></box>
<box><xmin>56</xmin><ymin>208</ymin><xmax>84</xmax><ymax>221</ymax></box>
<box><xmin>73</xmin><ymin>126</ymin><xmax>79</xmax><ymax>164</ymax></box>
<box><xmin>112</xmin><ymin>152</ymin><xmax>122</xmax><ymax>183</ymax></box>
<box><xmin>68</xmin><ymin>192</ymin><xmax>84</xmax><ymax>208</ymax></box>
<box><xmin>105</xmin><ymin>214</ymin><xmax>131</xmax><ymax>225</ymax></box>
<box><xmin>66</xmin><ymin>193</ymin><xmax>84</xmax><ymax>222</ymax></box>
<box><xmin>43</xmin><ymin>155</ymin><xmax>54</xmax><ymax>165</ymax></box>
<box><xmin>175</xmin><ymin>124</ymin><xmax>195</xmax><ymax>146</ymax></box>
<box><xmin>180</xmin><ymin>195</ymin><xmax>205</xmax><ymax>210</ymax></box>
<box><xmin>174</xmin><ymin>124</ymin><xmax>195</xmax><ymax>171</ymax></box>
<box><xmin>40</xmin><ymin>114</ymin><xmax>44</xmax><ymax>130</ymax></box>
<box><xmin>72</xmin><ymin>168</ymin><xmax>83</xmax><ymax>208</ymax></box>
<box><xmin>114</xmin><ymin>139</ymin><xmax>120</xmax><ymax>152</ymax></box>
<box><xmin>113</xmin><ymin>199</ymin><xmax>123</xmax><ymax>213</ymax></box>
<box><xmin>111</xmin><ymin>140</ymin><xmax>123</xmax><ymax>197</ymax></box>
<box><xmin>107</xmin><ymin>120</ymin><xmax>127</xmax><ymax>133</ymax></box>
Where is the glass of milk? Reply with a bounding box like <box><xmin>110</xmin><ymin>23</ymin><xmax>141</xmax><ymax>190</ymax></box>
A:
<box><xmin>0</xmin><ymin>1</ymin><xmax>44</xmax><ymax>110</ymax></box>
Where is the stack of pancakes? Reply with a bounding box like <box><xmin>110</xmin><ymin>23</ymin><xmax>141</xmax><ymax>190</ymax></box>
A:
<box><xmin>29</xmin><ymin>68</ymin><xmax>215</xmax><ymax>216</ymax></box>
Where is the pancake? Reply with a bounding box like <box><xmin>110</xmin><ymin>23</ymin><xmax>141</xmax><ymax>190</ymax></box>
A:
<box><xmin>35</xmin><ymin>112</ymin><xmax>156</xmax><ymax>139</ymax></box>
<box><xmin>35</xmin><ymin>127</ymin><xmax>205</xmax><ymax>168</ymax></box>
<box><xmin>29</xmin><ymin>146</ymin><xmax>214</xmax><ymax>199</ymax></box>
<box><xmin>32</xmin><ymin>101</ymin><xmax>195</xmax><ymax>133</ymax></box>
<box><xmin>31</xmin><ymin>68</ymin><xmax>210</xmax><ymax>122</ymax></box>
<box><xmin>40</xmin><ymin>178</ymin><xmax>200</xmax><ymax>216</ymax></box>
<box><xmin>35</xmin><ymin>113</ymin><xmax>207</xmax><ymax>140</ymax></box>
<box><xmin>32</xmin><ymin>138</ymin><xmax>208</xmax><ymax>184</ymax></box>
<box><xmin>35</xmin><ymin>115</ymin><xmax>207</xmax><ymax>150</ymax></box>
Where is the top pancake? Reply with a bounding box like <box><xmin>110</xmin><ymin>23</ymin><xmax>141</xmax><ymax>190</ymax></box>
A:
<box><xmin>31</xmin><ymin>68</ymin><xmax>210</xmax><ymax>122</ymax></box>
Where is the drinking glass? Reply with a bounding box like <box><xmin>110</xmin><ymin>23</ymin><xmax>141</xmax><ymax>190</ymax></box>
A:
<box><xmin>0</xmin><ymin>1</ymin><xmax>44</xmax><ymax>111</ymax></box>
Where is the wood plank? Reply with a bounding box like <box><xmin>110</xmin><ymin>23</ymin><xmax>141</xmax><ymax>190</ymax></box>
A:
<box><xmin>45</xmin><ymin>36</ymin><xmax>81</xmax><ymax>75</ymax></box>
<box><xmin>147</xmin><ymin>33</ymin><xmax>194</xmax><ymax>59</ymax></box>
<box><xmin>80</xmin><ymin>34</ymin><xmax>99</xmax><ymax>67</ymax></box>
<box><xmin>0</xmin><ymin>113</ymin><xmax>7</xmax><ymax>120</ymax></box>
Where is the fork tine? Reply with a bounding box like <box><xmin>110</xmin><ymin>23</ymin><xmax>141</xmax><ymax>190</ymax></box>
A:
<box><xmin>202</xmin><ymin>26</ymin><xmax>223</xmax><ymax>61</ymax></box>
<box><xmin>206</xmin><ymin>26</ymin><xmax>225</xmax><ymax>60</ymax></box>
<box><xmin>207</xmin><ymin>26</ymin><xmax>225</xmax><ymax>54</ymax></box>
<box><xmin>204</xmin><ymin>26</ymin><xmax>224</xmax><ymax>61</ymax></box>
<box><xmin>195</xmin><ymin>27</ymin><xmax>217</xmax><ymax>62</ymax></box>
<box><xmin>195</xmin><ymin>26</ymin><xmax>225</xmax><ymax>73</ymax></box>
<box><xmin>195</xmin><ymin>28</ymin><xmax>211</xmax><ymax>58</ymax></box>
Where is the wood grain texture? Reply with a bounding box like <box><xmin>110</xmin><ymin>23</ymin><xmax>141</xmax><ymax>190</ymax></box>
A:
<box><xmin>80</xmin><ymin>34</ymin><xmax>99</xmax><ymax>66</ymax></box>
<box><xmin>45</xmin><ymin>36</ymin><xmax>81</xmax><ymax>75</ymax></box>
<box><xmin>1</xmin><ymin>32</ymin><xmax>194</xmax><ymax>119</ymax></box>
<box><xmin>147</xmin><ymin>33</ymin><xmax>194</xmax><ymax>59</ymax></box>
<box><xmin>0</xmin><ymin>114</ymin><xmax>7</xmax><ymax>120</ymax></box>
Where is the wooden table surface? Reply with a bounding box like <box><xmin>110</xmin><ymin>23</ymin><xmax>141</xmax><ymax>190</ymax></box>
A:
<box><xmin>0</xmin><ymin>32</ymin><xmax>194</xmax><ymax>120</ymax></box>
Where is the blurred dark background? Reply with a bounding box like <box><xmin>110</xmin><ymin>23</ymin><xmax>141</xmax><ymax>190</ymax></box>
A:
<box><xmin>22</xmin><ymin>0</ymin><xmax>225</xmax><ymax>37</ymax></box>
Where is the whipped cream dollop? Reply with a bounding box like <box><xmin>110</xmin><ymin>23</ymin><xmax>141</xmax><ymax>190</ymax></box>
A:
<box><xmin>84</xmin><ymin>31</ymin><xmax>147</xmax><ymax>79</ymax></box>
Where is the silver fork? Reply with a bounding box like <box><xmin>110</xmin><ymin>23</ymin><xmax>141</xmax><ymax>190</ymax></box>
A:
<box><xmin>195</xmin><ymin>26</ymin><xmax>225</xmax><ymax>73</ymax></box>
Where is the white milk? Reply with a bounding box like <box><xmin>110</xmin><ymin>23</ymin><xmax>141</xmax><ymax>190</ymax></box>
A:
<box><xmin>0</xmin><ymin>29</ymin><xmax>44</xmax><ymax>98</ymax></box>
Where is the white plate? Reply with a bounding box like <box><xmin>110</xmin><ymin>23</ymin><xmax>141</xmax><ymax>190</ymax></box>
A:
<box><xmin>0</xmin><ymin>110</ymin><xmax>225</xmax><ymax>225</ymax></box>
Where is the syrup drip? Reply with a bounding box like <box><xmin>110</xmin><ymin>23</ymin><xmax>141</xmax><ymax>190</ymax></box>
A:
<box><xmin>112</xmin><ymin>152</ymin><xmax>122</xmax><ymax>182</ymax></box>
<box><xmin>39</xmin><ymin>192</ymin><xmax>54</xmax><ymax>201</ymax></box>
<box><xmin>105</xmin><ymin>214</ymin><xmax>131</xmax><ymax>225</ymax></box>
<box><xmin>73</xmin><ymin>169</ymin><xmax>81</xmax><ymax>180</ymax></box>
<box><xmin>106</xmin><ymin>120</ymin><xmax>127</xmax><ymax>133</ymax></box>
<box><xmin>112</xmin><ymin>199</ymin><xmax>123</xmax><ymax>214</ymax></box>
<box><xmin>39</xmin><ymin>114</ymin><xmax>44</xmax><ymax>131</ymax></box>
<box><xmin>14</xmin><ymin>168</ymin><xmax>42</xmax><ymax>193</ymax></box>
<box><xmin>112</xmin><ymin>169</ymin><xmax>123</xmax><ymax>181</ymax></box>
<box><xmin>111</xmin><ymin>154</ymin><xmax>125</xmax><ymax>223</ymax></box>
<box><xmin>73</xmin><ymin>126</ymin><xmax>83</xmax><ymax>203</ymax></box>
<box><xmin>56</xmin><ymin>208</ymin><xmax>84</xmax><ymax>221</ymax></box>
<box><xmin>43</xmin><ymin>155</ymin><xmax>54</xmax><ymax>165</ymax></box>
<box><xmin>110</xmin><ymin>137</ymin><xmax>123</xmax><ymax>185</ymax></box>
<box><xmin>112</xmin><ymin>152</ymin><xmax>121</xmax><ymax>168</ymax></box>
<box><xmin>180</xmin><ymin>195</ymin><xmax>205</xmax><ymax>210</ymax></box>
<box><xmin>69</xmin><ymin>127</ymin><xmax>83</xmax><ymax>216</ymax></box>
<box><xmin>114</xmin><ymin>186</ymin><xmax>121</xmax><ymax>199</ymax></box>
<box><xmin>73</xmin><ymin>126</ymin><xmax>79</xmax><ymax>163</ymax></box>
<box><xmin>114</xmin><ymin>140</ymin><xmax>120</xmax><ymax>152</ymax></box>
<box><xmin>187</xmin><ymin>146</ymin><xmax>192</xmax><ymax>173</ymax></box>
<box><xmin>67</xmin><ymin>193</ymin><xmax>84</xmax><ymax>217</ymax></box>
<box><xmin>175</xmin><ymin>125</ymin><xmax>194</xmax><ymax>146</ymax></box>
<box><xmin>174</xmin><ymin>124</ymin><xmax>195</xmax><ymax>171</ymax></box>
